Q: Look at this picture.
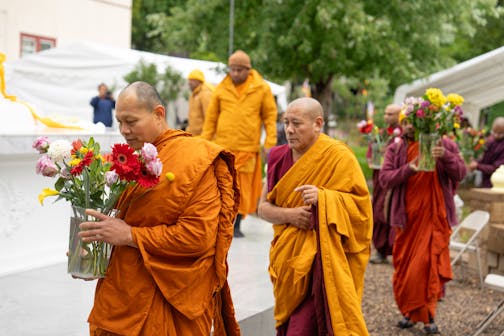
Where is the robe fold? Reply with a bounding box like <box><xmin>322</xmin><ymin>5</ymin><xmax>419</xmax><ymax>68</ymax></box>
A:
<box><xmin>267</xmin><ymin>134</ymin><xmax>372</xmax><ymax>335</ymax></box>
<box><xmin>88</xmin><ymin>129</ymin><xmax>241</xmax><ymax>336</ymax></box>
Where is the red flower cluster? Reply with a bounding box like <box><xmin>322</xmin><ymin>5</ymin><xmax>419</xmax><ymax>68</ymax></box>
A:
<box><xmin>111</xmin><ymin>143</ymin><xmax>160</xmax><ymax>188</ymax></box>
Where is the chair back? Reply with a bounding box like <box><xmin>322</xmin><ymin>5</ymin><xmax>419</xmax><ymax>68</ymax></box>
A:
<box><xmin>458</xmin><ymin>210</ymin><xmax>490</xmax><ymax>233</ymax></box>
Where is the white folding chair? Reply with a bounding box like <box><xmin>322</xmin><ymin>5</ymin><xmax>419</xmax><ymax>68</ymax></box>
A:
<box><xmin>471</xmin><ymin>273</ymin><xmax>504</xmax><ymax>336</ymax></box>
<box><xmin>450</xmin><ymin>210</ymin><xmax>490</xmax><ymax>287</ymax></box>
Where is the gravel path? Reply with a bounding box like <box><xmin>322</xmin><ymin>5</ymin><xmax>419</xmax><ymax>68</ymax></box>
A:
<box><xmin>362</xmin><ymin>260</ymin><xmax>504</xmax><ymax>335</ymax></box>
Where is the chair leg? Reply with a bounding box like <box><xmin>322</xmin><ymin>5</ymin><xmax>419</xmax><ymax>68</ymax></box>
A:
<box><xmin>471</xmin><ymin>299</ymin><xmax>504</xmax><ymax>336</ymax></box>
<box><xmin>476</xmin><ymin>248</ymin><xmax>484</xmax><ymax>288</ymax></box>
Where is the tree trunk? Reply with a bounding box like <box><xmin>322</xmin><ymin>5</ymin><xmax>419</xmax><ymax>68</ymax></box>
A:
<box><xmin>311</xmin><ymin>76</ymin><xmax>333</xmax><ymax>134</ymax></box>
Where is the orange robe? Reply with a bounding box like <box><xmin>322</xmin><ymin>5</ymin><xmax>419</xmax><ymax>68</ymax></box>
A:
<box><xmin>186</xmin><ymin>82</ymin><xmax>214</xmax><ymax>136</ymax></box>
<box><xmin>267</xmin><ymin>134</ymin><xmax>372</xmax><ymax>335</ymax></box>
<box><xmin>201</xmin><ymin>70</ymin><xmax>277</xmax><ymax>215</ymax></box>
<box><xmin>88</xmin><ymin>129</ymin><xmax>241</xmax><ymax>336</ymax></box>
<box><xmin>392</xmin><ymin>142</ymin><xmax>453</xmax><ymax>324</ymax></box>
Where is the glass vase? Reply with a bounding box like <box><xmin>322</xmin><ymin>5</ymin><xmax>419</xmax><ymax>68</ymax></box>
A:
<box><xmin>68</xmin><ymin>206</ymin><xmax>116</xmax><ymax>279</ymax></box>
<box><xmin>369</xmin><ymin>142</ymin><xmax>385</xmax><ymax>169</ymax></box>
<box><xmin>418</xmin><ymin>133</ymin><xmax>439</xmax><ymax>172</ymax></box>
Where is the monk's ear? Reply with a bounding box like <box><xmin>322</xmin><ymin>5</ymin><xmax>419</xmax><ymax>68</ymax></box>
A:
<box><xmin>314</xmin><ymin>116</ymin><xmax>324</xmax><ymax>131</ymax></box>
<box><xmin>153</xmin><ymin>104</ymin><xmax>166</xmax><ymax>120</ymax></box>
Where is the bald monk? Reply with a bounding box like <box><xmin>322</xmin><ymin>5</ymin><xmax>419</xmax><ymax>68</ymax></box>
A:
<box><xmin>79</xmin><ymin>82</ymin><xmax>240</xmax><ymax>336</ymax></box>
<box><xmin>258</xmin><ymin>98</ymin><xmax>372</xmax><ymax>335</ymax></box>
<box><xmin>201</xmin><ymin>50</ymin><xmax>277</xmax><ymax>238</ymax></box>
<box><xmin>380</xmin><ymin>116</ymin><xmax>466</xmax><ymax>334</ymax></box>
<box><xmin>367</xmin><ymin>103</ymin><xmax>401</xmax><ymax>264</ymax></box>
<box><xmin>468</xmin><ymin>116</ymin><xmax>504</xmax><ymax>187</ymax></box>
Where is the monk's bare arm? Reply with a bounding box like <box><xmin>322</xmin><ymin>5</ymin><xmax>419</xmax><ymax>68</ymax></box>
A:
<box><xmin>257</xmin><ymin>184</ymin><xmax>311</xmax><ymax>230</ymax></box>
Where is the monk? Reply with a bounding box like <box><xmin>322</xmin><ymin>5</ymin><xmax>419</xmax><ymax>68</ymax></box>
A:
<box><xmin>186</xmin><ymin>69</ymin><xmax>214</xmax><ymax>136</ymax></box>
<box><xmin>468</xmin><ymin>116</ymin><xmax>504</xmax><ymax>187</ymax></box>
<box><xmin>380</xmin><ymin>116</ymin><xmax>466</xmax><ymax>334</ymax></box>
<box><xmin>79</xmin><ymin>82</ymin><xmax>241</xmax><ymax>336</ymax></box>
<box><xmin>201</xmin><ymin>50</ymin><xmax>277</xmax><ymax>237</ymax></box>
<box><xmin>258</xmin><ymin>98</ymin><xmax>372</xmax><ymax>335</ymax></box>
<box><xmin>367</xmin><ymin>103</ymin><xmax>401</xmax><ymax>264</ymax></box>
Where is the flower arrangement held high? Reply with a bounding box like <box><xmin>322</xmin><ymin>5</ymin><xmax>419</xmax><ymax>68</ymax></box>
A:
<box><xmin>357</xmin><ymin>119</ymin><xmax>401</xmax><ymax>147</ymax></box>
<box><xmin>33</xmin><ymin>136</ymin><xmax>163</xmax><ymax>278</ymax></box>
<box><xmin>402</xmin><ymin>88</ymin><xmax>464</xmax><ymax>171</ymax></box>
<box><xmin>456</xmin><ymin>127</ymin><xmax>486</xmax><ymax>164</ymax></box>
<box><xmin>402</xmin><ymin>88</ymin><xmax>464</xmax><ymax>139</ymax></box>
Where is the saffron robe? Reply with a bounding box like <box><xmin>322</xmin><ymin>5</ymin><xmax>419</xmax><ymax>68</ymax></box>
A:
<box><xmin>187</xmin><ymin>82</ymin><xmax>214</xmax><ymax>136</ymax></box>
<box><xmin>88</xmin><ymin>129</ymin><xmax>241</xmax><ymax>336</ymax></box>
<box><xmin>201</xmin><ymin>70</ymin><xmax>277</xmax><ymax>215</ymax></box>
<box><xmin>267</xmin><ymin>134</ymin><xmax>372</xmax><ymax>335</ymax></box>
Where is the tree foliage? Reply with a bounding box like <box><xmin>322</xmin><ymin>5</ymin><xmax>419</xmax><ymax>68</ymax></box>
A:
<box><xmin>132</xmin><ymin>0</ymin><xmax>501</xmax><ymax>120</ymax></box>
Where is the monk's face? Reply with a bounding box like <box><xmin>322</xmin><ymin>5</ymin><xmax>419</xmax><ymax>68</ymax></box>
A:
<box><xmin>491</xmin><ymin>119</ymin><xmax>504</xmax><ymax>141</ymax></box>
<box><xmin>229</xmin><ymin>66</ymin><xmax>250</xmax><ymax>85</ymax></box>
<box><xmin>384</xmin><ymin>106</ymin><xmax>400</xmax><ymax>127</ymax></box>
<box><xmin>401</xmin><ymin>119</ymin><xmax>415</xmax><ymax>141</ymax></box>
<box><xmin>188</xmin><ymin>79</ymin><xmax>201</xmax><ymax>92</ymax></box>
<box><xmin>115</xmin><ymin>93</ymin><xmax>165</xmax><ymax>150</ymax></box>
<box><xmin>284</xmin><ymin>106</ymin><xmax>322</xmax><ymax>154</ymax></box>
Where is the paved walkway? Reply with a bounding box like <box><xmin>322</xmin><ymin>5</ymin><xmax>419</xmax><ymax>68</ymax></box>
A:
<box><xmin>0</xmin><ymin>215</ymin><xmax>275</xmax><ymax>336</ymax></box>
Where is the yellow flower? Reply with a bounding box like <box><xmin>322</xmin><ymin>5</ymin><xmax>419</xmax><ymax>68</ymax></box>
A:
<box><xmin>95</xmin><ymin>154</ymin><xmax>104</xmax><ymax>162</ymax></box>
<box><xmin>69</xmin><ymin>158</ymin><xmax>81</xmax><ymax>167</ymax></box>
<box><xmin>79</xmin><ymin>147</ymin><xmax>89</xmax><ymax>155</ymax></box>
<box><xmin>165</xmin><ymin>172</ymin><xmax>175</xmax><ymax>181</ymax></box>
<box><xmin>447</xmin><ymin>93</ymin><xmax>464</xmax><ymax>106</ymax></box>
<box><xmin>454</xmin><ymin>122</ymin><xmax>460</xmax><ymax>129</ymax></box>
<box><xmin>426</xmin><ymin>88</ymin><xmax>447</xmax><ymax>107</ymax></box>
<box><xmin>479</xmin><ymin>139</ymin><xmax>485</xmax><ymax>145</ymax></box>
<box><xmin>38</xmin><ymin>188</ymin><xmax>59</xmax><ymax>205</ymax></box>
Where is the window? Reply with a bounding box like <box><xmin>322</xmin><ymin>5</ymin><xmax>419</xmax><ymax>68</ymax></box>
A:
<box><xmin>20</xmin><ymin>33</ymin><xmax>56</xmax><ymax>57</ymax></box>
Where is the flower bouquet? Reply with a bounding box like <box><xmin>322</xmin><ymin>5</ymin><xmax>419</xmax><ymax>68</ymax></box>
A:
<box><xmin>357</xmin><ymin>119</ymin><xmax>401</xmax><ymax>168</ymax></box>
<box><xmin>456</xmin><ymin>127</ymin><xmax>486</xmax><ymax>164</ymax></box>
<box><xmin>402</xmin><ymin>88</ymin><xmax>464</xmax><ymax>171</ymax></box>
<box><xmin>33</xmin><ymin>136</ymin><xmax>163</xmax><ymax>279</ymax></box>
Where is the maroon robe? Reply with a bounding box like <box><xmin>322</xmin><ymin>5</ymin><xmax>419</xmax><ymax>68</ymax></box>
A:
<box><xmin>476</xmin><ymin>137</ymin><xmax>504</xmax><ymax>188</ymax></box>
<box><xmin>267</xmin><ymin>145</ymin><xmax>333</xmax><ymax>336</ymax></box>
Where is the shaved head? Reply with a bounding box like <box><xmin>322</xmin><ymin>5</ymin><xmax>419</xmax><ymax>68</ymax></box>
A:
<box><xmin>384</xmin><ymin>104</ymin><xmax>401</xmax><ymax>127</ymax></box>
<box><xmin>492</xmin><ymin>117</ymin><xmax>504</xmax><ymax>140</ymax></box>
<box><xmin>287</xmin><ymin>97</ymin><xmax>324</xmax><ymax>121</ymax></box>
<box><xmin>119</xmin><ymin>81</ymin><xmax>165</xmax><ymax>112</ymax></box>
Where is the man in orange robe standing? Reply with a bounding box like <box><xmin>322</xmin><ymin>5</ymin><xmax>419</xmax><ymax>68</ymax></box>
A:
<box><xmin>258</xmin><ymin>98</ymin><xmax>372</xmax><ymax>335</ymax></box>
<box><xmin>380</xmin><ymin>116</ymin><xmax>466</xmax><ymax>334</ymax></box>
<box><xmin>201</xmin><ymin>50</ymin><xmax>277</xmax><ymax>238</ymax></box>
<box><xmin>79</xmin><ymin>81</ymin><xmax>241</xmax><ymax>336</ymax></box>
<box><xmin>186</xmin><ymin>69</ymin><xmax>214</xmax><ymax>136</ymax></box>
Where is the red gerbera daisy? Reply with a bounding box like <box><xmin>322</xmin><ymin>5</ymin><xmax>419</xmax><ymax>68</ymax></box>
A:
<box><xmin>111</xmin><ymin>143</ymin><xmax>141</xmax><ymax>181</ymax></box>
<box><xmin>70</xmin><ymin>151</ymin><xmax>95</xmax><ymax>175</ymax></box>
<box><xmin>71</xmin><ymin>139</ymin><xmax>83</xmax><ymax>155</ymax></box>
<box><xmin>137</xmin><ymin>164</ymin><xmax>160</xmax><ymax>188</ymax></box>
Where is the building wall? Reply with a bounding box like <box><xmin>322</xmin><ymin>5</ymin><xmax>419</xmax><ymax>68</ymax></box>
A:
<box><xmin>0</xmin><ymin>0</ymin><xmax>131</xmax><ymax>61</ymax></box>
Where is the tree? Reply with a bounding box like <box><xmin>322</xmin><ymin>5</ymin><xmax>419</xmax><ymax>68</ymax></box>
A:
<box><xmin>139</xmin><ymin>0</ymin><xmax>500</xmax><ymax>123</ymax></box>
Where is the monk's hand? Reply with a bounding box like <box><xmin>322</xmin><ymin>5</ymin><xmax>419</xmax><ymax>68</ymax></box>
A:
<box><xmin>288</xmin><ymin>206</ymin><xmax>312</xmax><ymax>230</ymax></box>
<box><xmin>468</xmin><ymin>160</ymin><xmax>478</xmax><ymax>171</ymax></box>
<box><xmin>431</xmin><ymin>140</ymin><xmax>445</xmax><ymax>159</ymax></box>
<box><xmin>408</xmin><ymin>157</ymin><xmax>419</xmax><ymax>172</ymax></box>
<box><xmin>294</xmin><ymin>185</ymin><xmax>319</xmax><ymax>205</ymax></box>
<box><xmin>79</xmin><ymin>209</ymin><xmax>136</xmax><ymax>247</ymax></box>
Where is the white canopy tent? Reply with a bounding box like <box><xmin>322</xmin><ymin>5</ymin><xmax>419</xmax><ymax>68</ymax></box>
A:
<box><xmin>3</xmin><ymin>41</ymin><xmax>288</xmax><ymax>129</ymax></box>
<box><xmin>394</xmin><ymin>45</ymin><xmax>504</xmax><ymax>127</ymax></box>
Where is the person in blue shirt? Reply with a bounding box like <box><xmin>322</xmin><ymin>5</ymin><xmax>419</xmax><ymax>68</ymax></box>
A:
<box><xmin>90</xmin><ymin>83</ymin><xmax>115</xmax><ymax>127</ymax></box>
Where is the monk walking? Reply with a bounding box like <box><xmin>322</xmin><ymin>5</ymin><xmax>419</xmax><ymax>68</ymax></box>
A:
<box><xmin>201</xmin><ymin>50</ymin><xmax>277</xmax><ymax>237</ymax></box>
<box><xmin>258</xmin><ymin>98</ymin><xmax>372</xmax><ymax>335</ymax></box>
<box><xmin>368</xmin><ymin>103</ymin><xmax>401</xmax><ymax>264</ymax></box>
<box><xmin>380</xmin><ymin>115</ymin><xmax>466</xmax><ymax>334</ymax></box>
<box><xmin>79</xmin><ymin>82</ymin><xmax>240</xmax><ymax>336</ymax></box>
<box><xmin>186</xmin><ymin>69</ymin><xmax>214</xmax><ymax>136</ymax></box>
